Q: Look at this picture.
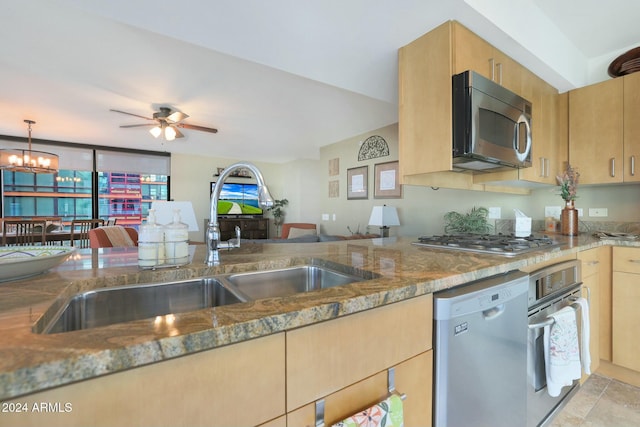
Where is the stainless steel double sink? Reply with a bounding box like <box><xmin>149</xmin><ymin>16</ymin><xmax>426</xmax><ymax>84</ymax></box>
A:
<box><xmin>36</xmin><ymin>260</ymin><xmax>379</xmax><ymax>334</ymax></box>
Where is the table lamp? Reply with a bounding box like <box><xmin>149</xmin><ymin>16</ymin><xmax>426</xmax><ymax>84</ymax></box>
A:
<box><xmin>368</xmin><ymin>205</ymin><xmax>400</xmax><ymax>237</ymax></box>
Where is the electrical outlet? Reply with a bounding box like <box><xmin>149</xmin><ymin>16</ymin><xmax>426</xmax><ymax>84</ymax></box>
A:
<box><xmin>488</xmin><ymin>207</ymin><xmax>501</xmax><ymax>219</ymax></box>
<box><xmin>322</xmin><ymin>213</ymin><xmax>329</xmax><ymax>221</ymax></box>
<box><xmin>577</xmin><ymin>208</ymin><xmax>584</xmax><ymax>217</ymax></box>
<box><xmin>589</xmin><ymin>208</ymin><xmax>608</xmax><ymax>217</ymax></box>
<box><xmin>545</xmin><ymin>206</ymin><xmax>562</xmax><ymax>219</ymax></box>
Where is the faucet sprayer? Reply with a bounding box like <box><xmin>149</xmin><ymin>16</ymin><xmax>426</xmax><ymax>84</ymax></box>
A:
<box><xmin>206</xmin><ymin>162</ymin><xmax>274</xmax><ymax>266</ymax></box>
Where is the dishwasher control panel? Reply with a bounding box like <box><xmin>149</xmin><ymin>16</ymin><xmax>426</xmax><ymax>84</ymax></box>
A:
<box><xmin>434</xmin><ymin>270</ymin><xmax>529</xmax><ymax>320</ymax></box>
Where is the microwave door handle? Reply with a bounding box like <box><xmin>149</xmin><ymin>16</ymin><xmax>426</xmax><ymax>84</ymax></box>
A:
<box><xmin>514</xmin><ymin>114</ymin><xmax>532</xmax><ymax>162</ymax></box>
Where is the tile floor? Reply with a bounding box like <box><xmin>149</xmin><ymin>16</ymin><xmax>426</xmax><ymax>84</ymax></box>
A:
<box><xmin>549</xmin><ymin>374</ymin><xmax>640</xmax><ymax>427</ymax></box>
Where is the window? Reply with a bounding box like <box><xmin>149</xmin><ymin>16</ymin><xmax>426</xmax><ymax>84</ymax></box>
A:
<box><xmin>0</xmin><ymin>139</ymin><xmax>170</xmax><ymax>229</ymax></box>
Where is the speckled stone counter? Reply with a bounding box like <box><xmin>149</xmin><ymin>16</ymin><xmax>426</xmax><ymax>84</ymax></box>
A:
<box><xmin>0</xmin><ymin>235</ymin><xmax>637</xmax><ymax>400</ymax></box>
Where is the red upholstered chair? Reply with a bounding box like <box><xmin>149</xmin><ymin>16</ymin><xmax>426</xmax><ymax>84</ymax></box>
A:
<box><xmin>280</xmin><ymin>223</ymin><xmax>317</xmax><ymax>239</ymax></box>
<box><xmin>88</xmin><ymin>226</ymin><xmax>139</xmax><ymax>248</ymax></box>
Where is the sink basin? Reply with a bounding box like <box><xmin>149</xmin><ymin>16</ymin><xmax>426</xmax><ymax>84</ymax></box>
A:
<box><xmin>225</xmin><ymin>264</ymin><xmax>375</xmax><ymax>300</ymax></box>
<box><xmin>38</xmin><ymin>278</ymin><xmax>245</xmax><ymax>334</ymax></box>
<box><xmin>35</xmin><ymin>261</ymin><xmax>379</xmax><ymax>334</ymax></box>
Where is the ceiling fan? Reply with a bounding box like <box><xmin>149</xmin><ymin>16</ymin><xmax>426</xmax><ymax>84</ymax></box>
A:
<box><xmin>110</xmin><ymin>107</ymin><xmax>218</xmax><ymax>141</ymax></box>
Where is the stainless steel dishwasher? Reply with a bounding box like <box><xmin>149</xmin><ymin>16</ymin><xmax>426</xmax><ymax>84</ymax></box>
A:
<box><xmin>433</xmin><ymin>270</ymin><xmax>529</xmax><ymax>427</ymax></box>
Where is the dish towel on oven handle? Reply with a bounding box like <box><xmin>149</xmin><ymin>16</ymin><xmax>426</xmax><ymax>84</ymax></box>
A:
<box><xmin>332</xmin><ymin>394</ymin><xmax>404</xmax><ymax>427</ymax></box>
<box><xmin>544</xmin><ymin>305</ymin><xmax>581</xmax><ymax>397</ymax></box>
<box><xmin>574</xmin><ymin>297</ymin><xmax>591</xmax><ymax>375</ymax></box>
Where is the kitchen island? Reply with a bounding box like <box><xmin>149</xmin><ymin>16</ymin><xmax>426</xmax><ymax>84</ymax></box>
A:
<box><xmin>0</xmin><ymin>235</ymin><xmax>637</xmax><ymax>425</ymax></box>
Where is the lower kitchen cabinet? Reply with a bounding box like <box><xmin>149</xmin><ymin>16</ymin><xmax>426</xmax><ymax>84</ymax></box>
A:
<box><xmin>286</xmin><ymin>294</ymin><xmax>433</xmax><ymax>425</ymax></box>
<box><xmin>612</xmin><ymin>247</ymin><xmax>640</xmax><ymax>372</ymax></box>
<box><xmin>1</xmin><ymin>333</ymin><xmax>286</xmax><ymax>427</ymax></box>
<box><xmin>578</xmin><ymin>247</ymin><xmax>609</xmax><ymax>376</ymax></box>
<box><xmin>287</xmin><ymin>351</ymin><xmax>432</xmax><ymax>427</ymax></box>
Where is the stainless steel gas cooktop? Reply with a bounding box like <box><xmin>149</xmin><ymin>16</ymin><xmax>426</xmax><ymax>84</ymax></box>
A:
<box><xmin>413</xmin><ymin>233</ymin><xmax>561</xmax><ymax>257</ymax></box>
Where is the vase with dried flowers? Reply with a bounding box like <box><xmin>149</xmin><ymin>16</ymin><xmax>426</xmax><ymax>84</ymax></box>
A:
<box><xmin>556</xmin><ymin>164</ymin><xmax>580</xmax><ymax>236</ymax></box>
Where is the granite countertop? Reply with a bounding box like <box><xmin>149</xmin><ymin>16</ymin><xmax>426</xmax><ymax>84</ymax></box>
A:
<box><xmin>0</xmin><ymin>234</ymin><xmax>637</xmax><ymax>400</ymax></box>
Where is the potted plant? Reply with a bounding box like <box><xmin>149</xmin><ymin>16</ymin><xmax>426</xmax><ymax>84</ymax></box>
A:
<box><xmin>444</xmin><ymin>206</ymin><xmax>493</xmax><ymax>234</ymax></box>
<box><xmin>267</xmin><ymin>199</ymin><xmax>288</xmax><ymax>236</ymax></box>
<box><xmin>556</xmin><ymin>164</ymin><xmax>580</xmax><ymax>235</ymax></box>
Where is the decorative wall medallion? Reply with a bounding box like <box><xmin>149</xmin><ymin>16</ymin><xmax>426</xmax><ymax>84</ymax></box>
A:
<box><xmin>358</xmin><ymin>135</ymin><xmax>389</xmax><ymax>161</ymax></box>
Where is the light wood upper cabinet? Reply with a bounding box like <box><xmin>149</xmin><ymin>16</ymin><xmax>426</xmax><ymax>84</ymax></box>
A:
<box><xmin>399</xmin><ymin>20</ymin><xmax>562</xmax><ymax>191</ymax></box>
<box><xmin>624</xmin><ymin>71</ymin><xmax>640</xmax><ymax>182</ymax></box>
<box><xmin>398</xmin><ymin>21</ymin><xmax>453</xmax><ymax>178</ymax></box>
<box><xmin>519</xmin><ymin>74</ymin><xmax>563</xmax><ymax>184</ymax></box>
<box><xmin>569</xmin><ymin>78</ymin><xmax>624</xmax><ymax>184</ymax></box>
<box><xmin>452</xmin><ymin>23</ymin><xmax>522</xmax><ymax>94</ymax></box>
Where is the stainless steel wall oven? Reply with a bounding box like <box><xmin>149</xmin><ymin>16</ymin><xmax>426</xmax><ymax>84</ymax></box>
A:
<box><xmin>527</xmin><ymin>260</ymin><xmax>584</xmax><ymax>427</ymax></box>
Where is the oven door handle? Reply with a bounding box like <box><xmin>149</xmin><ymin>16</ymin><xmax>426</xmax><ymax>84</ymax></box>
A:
<box><xmin>528</xmin><ymin>302</ymin><xmax>581</xmax><ymax>329</ymax></box>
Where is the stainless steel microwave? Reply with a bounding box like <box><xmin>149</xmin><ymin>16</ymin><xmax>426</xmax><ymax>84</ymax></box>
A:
<box><xmin>452</xmin><ymin>70</ymin><xmax>532</xmax><ymax>171</ymax></box>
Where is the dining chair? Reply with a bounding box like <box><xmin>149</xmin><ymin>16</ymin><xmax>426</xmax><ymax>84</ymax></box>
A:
<box><xmin>105</xmin><ymin>218</ymin><xmax>118</xmax><ymax>226</ymax></box>
<box><xmin>2</xmin><ymin>219</ymin><xmax>47</xmax><ymax>246</ymax></box>
<box><xmin>70</xmin><ymin>219</ymin><xmax>105</xmax><ymax>248</ymax></box>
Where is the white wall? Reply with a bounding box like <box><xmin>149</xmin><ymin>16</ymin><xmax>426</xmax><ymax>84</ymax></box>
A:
<box><xmin>318</xmin><ymin>123</ymin><xmax>640</xmax><ymax>238</ymax></box>
<box><xmin>171</xmin><ymin>124</ymin><xmax>639</xmax><ymax>241</ymax></box>
<box><xmin>170</xmin><ymin>153</ymin><xmax>322</xmax><ymax>241</ymax></box>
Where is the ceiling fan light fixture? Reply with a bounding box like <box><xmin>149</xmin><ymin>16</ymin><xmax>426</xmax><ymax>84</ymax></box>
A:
<box><xmin>149</xmin><ymin>126</ymin><xmax>162</xmax><ymax>138</ymax></box>
<box><xmin>164</xmin><ymin>126</ymin><xmax>177</xmax><ymax>141</ymax></box>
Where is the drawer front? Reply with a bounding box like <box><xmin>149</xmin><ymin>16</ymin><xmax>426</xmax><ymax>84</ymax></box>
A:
<box><xmin>613</xmin><ymin>247</ymin><xmax>640</xmax><ymax>274</ymax></box>
<box><xmin>578</xmin><ymin>248</ymin><xmax>601</xmax><ymax>277</ymax></box>
<box><xmin>286</xmin><ymin>294</ymin><xmax>432</xmax><ymax>411</ymax></box>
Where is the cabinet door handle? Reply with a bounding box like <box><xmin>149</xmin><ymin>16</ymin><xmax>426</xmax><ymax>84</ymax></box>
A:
<box><xmin>629</xmin><ymin>259</ymin><xmax>640</xmax><ymax>264</ymax></box>
<box><xmin>540</xmin><ymin>157</ymin><xmax>545</xmax><ymax>177</ymax></box>
<box><xmin>585</xmin><ymin>260</ymin><xmax>600</xmax><ymax>266</ymax></box>
<box><xmin>496</xmin><ymin>62</ymin><xmax>503</xmax><ymax>85</ymax></box>
<box><xmin>610</xmin><ymin>158</ymin><xmax>616</xmax><ymax>177</ymax></box>
<box><xmin>489</xmin><ymin>58</ymin><xmax>495</xmax><ymax>81</ymax></box>
<box><xmin>545</xmin><ymin>158</ymin><xmax>550</xmax><ymax>177</ymax></box>
<box><xmin>632</xmin><ymin>155</ymin><xmax>636</xmax><ymax>176</ymax></box>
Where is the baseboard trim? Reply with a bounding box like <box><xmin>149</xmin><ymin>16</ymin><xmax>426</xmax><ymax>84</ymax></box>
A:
<box><xmin>597</xmin><ymin>360</ymin><xmax>640</xmax><ymax>388</ymax></box>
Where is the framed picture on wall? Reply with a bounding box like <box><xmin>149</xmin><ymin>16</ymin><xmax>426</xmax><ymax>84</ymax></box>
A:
<box><xmin>347</xmin><ymin>166</ymin><xmax>368</xmax><ymax>200</ymax></box>
<box><xmin>374</xmin><ymin>161</ymin><xmax>402</xmax><ymax>198</ymax></box>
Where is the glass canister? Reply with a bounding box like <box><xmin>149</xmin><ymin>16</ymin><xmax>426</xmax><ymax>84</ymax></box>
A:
<box><xmin>164</xmin><ymin>209</ymin><xmax>189</xmax><ymax>265</ymax></box>
<box><xmin>138</xmin><ymin>209</ymin><xmax>165</xmax><ymax>268</ymax></box>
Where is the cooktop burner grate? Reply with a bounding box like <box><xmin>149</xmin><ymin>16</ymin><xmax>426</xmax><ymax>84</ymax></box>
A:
<box><xmin>413</xmin><ymin>233</ymin><xmax>561</xmax><ymax>257</ymax></box>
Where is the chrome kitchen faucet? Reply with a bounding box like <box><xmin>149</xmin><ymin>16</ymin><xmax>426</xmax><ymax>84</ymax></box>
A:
<box><xmin>206</xmin><ymin>162</ymin><xmax>274</xmax><ymax>266</ymax></box>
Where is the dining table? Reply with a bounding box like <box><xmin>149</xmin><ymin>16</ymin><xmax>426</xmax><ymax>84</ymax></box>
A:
<box><xmin>1</xmin><ymin>230</ymin><xmax>73</xmax><ymax>246</ymax></box>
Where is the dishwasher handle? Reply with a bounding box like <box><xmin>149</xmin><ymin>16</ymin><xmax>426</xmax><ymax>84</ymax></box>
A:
<box><xmin>483</xmin><ymin>304</ymin><xmax>506</xmax><ymax>320</ymax></box>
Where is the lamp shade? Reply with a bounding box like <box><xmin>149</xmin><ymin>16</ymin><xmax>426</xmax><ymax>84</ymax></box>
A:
<box><xmin>368</xmin><ymin>205</ymin><xmax>400</xmax><ymax>227</ymax></box>
<box><xmin>151</xmin><ymin>201</ymin><xmax>199</xmax><ymax>231</ymax></box>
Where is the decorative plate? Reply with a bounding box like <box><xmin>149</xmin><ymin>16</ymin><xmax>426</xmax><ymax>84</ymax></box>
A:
<box><xmin>0</xmin><ymin>246</ymin><xmax>76</xmax><ymax>283</ymax></box>
<box><xmin>608</xmin><ymin>46</ymin><xmax>640</xmax><ymax>77</ymax></box>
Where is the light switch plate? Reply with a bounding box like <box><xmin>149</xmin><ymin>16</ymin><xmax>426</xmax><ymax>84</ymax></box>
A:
<box><xmin>488</xmin><ymin>207</ymin><xmax>501</xmax><ymax>219</ymax></box>
<box><xmin>589</xmin><ymin>208</ymin><xmax>608</xmax><ymax>217</ymax></box>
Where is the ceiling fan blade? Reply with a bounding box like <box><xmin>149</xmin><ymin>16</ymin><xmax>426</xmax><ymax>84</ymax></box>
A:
<box><xmin>120</xmin><ymin>123</ymin><xmax>155</xmax><ymax>128</ymax></box>
<box><xmin>177</xmin><ymin>123</ymin><xmax>218</xmax><ymax>133</ymax></box>
<box><xmin>173</xmin><ymin>127</ymin><xmax>184</xmax><ymax>139</ymax></box>
<box><xmin>110</xmin><ymin>109</ymin><xmax>154</xmax><ymax>121</ymax></box>
<box><xmin>167</xmin><ymin>111</ymin><xmax>189</xmax><ymax>122</ymax></box>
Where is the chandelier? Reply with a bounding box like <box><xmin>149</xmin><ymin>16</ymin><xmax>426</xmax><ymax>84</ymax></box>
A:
<box><xmin>0</xmin><ymin>120</ymin><xmax>59</xmax><ymax>174</ymax></box>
